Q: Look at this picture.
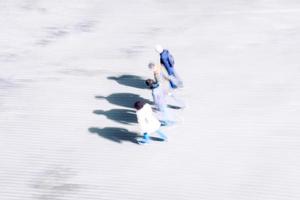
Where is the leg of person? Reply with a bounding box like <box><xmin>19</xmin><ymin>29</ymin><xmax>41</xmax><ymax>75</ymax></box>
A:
<box><xmin>156</xmin><ymin>130</ymin><xmax>168</xmax><ymax>141</ymax></box>
<box><xmin>169</xmin><ymin>79</ymin><xmax>177</xmax><ymax>89</ymax></box>
<box><xmin>173</xmin><ymin>70</ymin><xmax>183</xmax><ymax>88</ymax></box>
<box><xmin>168</xmin><ymin>93</ymin><xmax>186</xmax><ymax>108</ymax></box>
<box><xmin>160</xmin><ymin>119</ymin><xmax>176</xmax><ymax>127</ymax></box>
<box><xmin>159</xmin><ymin>104</ymin><xmax>176</xmax><ymax>126</ymax></box>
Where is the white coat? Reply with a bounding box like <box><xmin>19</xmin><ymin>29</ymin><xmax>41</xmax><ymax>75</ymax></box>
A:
<box><xmin>136</xmin><ymin>103</ymin><xmax>161</xmax><ymax>134</ymax></box>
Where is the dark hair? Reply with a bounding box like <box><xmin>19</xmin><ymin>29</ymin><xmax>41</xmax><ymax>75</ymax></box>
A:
<box><xmin>145</xmin><ymin>79</ymin><xmax>154</xmax><ymax>87</ymax></box>
<box><xmin>145</xmin><ymin>79</ymin><xmax>159</xmax><ymax>89</ymax></box>
<box><xmin>134</xmin><ymin>101</ymin><xmax>145</xmax><ymax>110</ymax></box>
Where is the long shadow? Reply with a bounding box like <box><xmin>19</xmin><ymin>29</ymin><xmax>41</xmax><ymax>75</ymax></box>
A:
<box><xmin>89</xmin><ymin>127</ymin><xmax>164</xmax><ymax>144</ymax></box>
<box><xmin>95</xmin><ymin>93</ymin><xmax>152</xmax><ymax>108</ymax></box>
<box><xmin>89</xmin><ymin>127</ymin><xmax>140</xmax><ymax>144</ymax></box>
<box><xmin>93</xmin><ymin>109</ymin><xmax>137</xmax><ymax>125</ymax></box>
<box><xmin>107</xmin><ymin>75</ymin><xmax>147</xmax><ymax>89</ymax></box>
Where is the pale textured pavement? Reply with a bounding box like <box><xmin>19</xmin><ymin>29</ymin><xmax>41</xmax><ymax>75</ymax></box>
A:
<box><xmin>1</xmin><ymin>1</ymin><xmax>300</xmax><ymax>200</ymax></box>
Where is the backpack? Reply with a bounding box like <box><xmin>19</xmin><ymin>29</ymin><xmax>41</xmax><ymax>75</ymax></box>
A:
<box><xmin>167</xmin><ymin>51</ymin><xmax>175</xmax><ymax>67</ymax></box>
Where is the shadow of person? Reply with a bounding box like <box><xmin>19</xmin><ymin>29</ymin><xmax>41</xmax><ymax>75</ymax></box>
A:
<box><xmin>93</xmin><ymin>109</ymin><xmax>137</xmax><ymax>125</ymax></box>
<box><xmin>107</xmin><ymin>75</ymin><xmax>147</xmax><ymax>89</ymax></box>
<box><xmin>95</xmin><ymin>93</ymin><xmax>152</xmax><ymax>108</ymax></box>
<box><xmin>88</xmin><ymin>127</ymin><xmax>140</xmax><ymax>144</ymax></box>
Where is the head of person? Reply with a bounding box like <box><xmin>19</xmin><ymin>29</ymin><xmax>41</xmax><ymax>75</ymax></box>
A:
<box><xmin>148</xmin><ymin>62</ymin><xmax>155</xmax><ymax>70</ymax></box>
<box><xmin>155</xmin><ymin>44</ymin><xmax>164</xmax><ymax>54</ymax></box>
<box><xmin>145</xmin><ymin>79</ymin><xmax>154</xmax><ymax>88</ymax></box>
<box><xmin>134</xmin><ymin>101</ymin><xmax>145</xmax><ymax>110</ymax></box>
<box><xmin>145</xmin><ymin>79</ymin><xmax>158</xmax><ymax>89</ymax></box>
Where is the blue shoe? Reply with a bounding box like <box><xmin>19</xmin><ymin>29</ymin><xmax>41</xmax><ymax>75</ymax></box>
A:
<box><xmin>137</xmin><ymin>133</ymin><xmax>150</xmax><ymax>144</ymax></box>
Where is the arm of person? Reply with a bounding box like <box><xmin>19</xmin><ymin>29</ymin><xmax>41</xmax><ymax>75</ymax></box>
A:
<box><xmin>161</xmin><ymin>67</ymin><xmax>172</xmax><ymax>81</ymax></box>
<box><xmin>153</xmin><ymin>71</ymin><xmax>160</xmax><ymax>83</ymax></box>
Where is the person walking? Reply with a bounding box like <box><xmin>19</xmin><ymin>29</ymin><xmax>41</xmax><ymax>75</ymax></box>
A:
<box><xmin>134</xmin><ymin>101</ymin><xmax>167</xmax><ymax>144</ymax></box>
<box><xmin>145</xmin><ymin>79</ymin><xmax>166</xmax><ymax>110</ymax></box>
<box><xmin>145</xmin><ymin>79</ymin><xmax>175</xmax><ymax>126</ymax></box>
<box><xmin>148</xmin><ymin>62</ymin><xmax>185</xmax><ymax>107</ymax></box>
<box><xmin>148</xmin><ymin>62</ymin><xmax>171</xmax><ymax>93</ymax></box>
<box><xmin>155</xmin><ymin>45</ymin><xmax>183</xmax><ymax>89</ymax></box>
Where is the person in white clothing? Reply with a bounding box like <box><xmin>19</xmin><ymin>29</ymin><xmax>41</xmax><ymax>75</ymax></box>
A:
<box><xmin>134</xmin><ymin>101</ymin><xmax>167</xmax><ymax>144</ymax></box>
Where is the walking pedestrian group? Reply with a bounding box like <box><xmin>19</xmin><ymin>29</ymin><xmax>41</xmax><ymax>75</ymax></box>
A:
<box><xmin>135</xmin><ymin>45</ymin><xmax>185</xmax><ymax>144</ymax></box>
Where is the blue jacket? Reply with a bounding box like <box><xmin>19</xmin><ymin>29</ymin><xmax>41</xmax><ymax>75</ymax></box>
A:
<box><xmin>160</xmin><ymin>50</ymin><xmax>174</xmax><ymax>75</ymax></box>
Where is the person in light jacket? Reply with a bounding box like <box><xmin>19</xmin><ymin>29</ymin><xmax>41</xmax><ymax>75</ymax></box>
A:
<box><xmin>145</xmin><ymin>79</ymin><xmax>174</xmax><ymax>125</ymax></box>
<box><xmin>134</xmin><ymin>101</ymin><xmax>167</xmax><ymax>144</ymax></box>
<box><xmin>148</xmin><ymin>62</ymin><xmax>171</xmax><ymax>93</ymax></box>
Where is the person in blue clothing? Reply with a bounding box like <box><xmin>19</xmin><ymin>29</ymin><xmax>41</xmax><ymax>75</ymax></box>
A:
<box><xmin>155</xmin><ymin>45</ymin><xmax>183</xmax><ymax>89</ymax></box>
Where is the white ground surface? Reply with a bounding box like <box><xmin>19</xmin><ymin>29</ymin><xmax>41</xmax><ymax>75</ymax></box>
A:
<box><xmin>1</xmin><ymin>1</ymin><xmax>300</xmax><ymax>199</ymax></box>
